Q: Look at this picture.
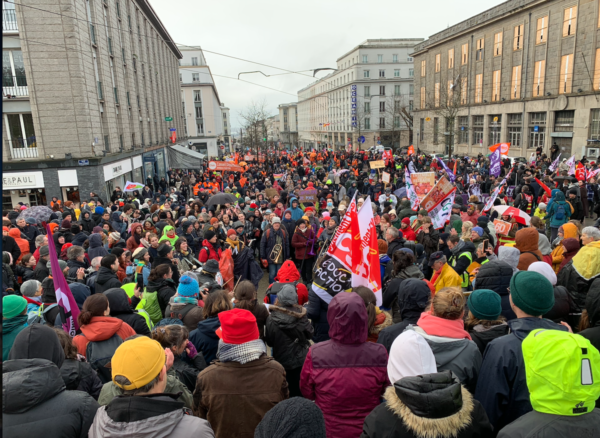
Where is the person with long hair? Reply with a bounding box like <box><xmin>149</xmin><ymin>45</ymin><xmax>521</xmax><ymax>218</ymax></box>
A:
<box><xmin>353</xmin><ymin>286</ymin><xmax>392</xmax><ymax>343</ymax></box>
<box><xmin>382</xmin><ymin>250</ymin><xmax>425</xmax><ymax>323</ymax></box>
<box><xmin>189</xmin><ymin>290</ymin><xmax>232</xmax><ymax>364</ymax></box>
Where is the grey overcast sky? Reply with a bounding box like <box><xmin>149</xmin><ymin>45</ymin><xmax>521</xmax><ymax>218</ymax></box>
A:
<box><xmin>150</xmin><ymin>0</ymin><xmax>504</xmax><ymax>131</ymax></box>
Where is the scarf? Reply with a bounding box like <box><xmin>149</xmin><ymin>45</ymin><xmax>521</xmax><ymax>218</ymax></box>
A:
<box><xmin>226</xmin><ymin>237</ymin><xmax>241</xmax><ymax>254</ymax></box>
<box><xmin>450</xmin><ymin>238</ymin><xmax>465</xmax><ymax>255</ymax></box>
<box><xmin>217</xmin><ymin>339</ymin><xmax>266</xmax><ymax>364</ymax></box>
<box><xmin>417</xmin><ymin>311</ymin><xmax>472</xmax><ymax>340</ymax></box>
<box><xmin>173</xmin><ymin>296</ymin><xmax>198</xmax><ymax>305</ymax></box>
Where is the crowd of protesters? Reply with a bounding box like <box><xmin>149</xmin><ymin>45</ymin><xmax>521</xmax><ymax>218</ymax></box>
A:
<box><xmin>3</xmin><ymin>144</ymin><xmax>600</xmax><ymax>438</ymax></box>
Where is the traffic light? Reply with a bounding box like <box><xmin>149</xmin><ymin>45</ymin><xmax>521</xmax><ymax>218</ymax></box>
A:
<box><xmin>263</xmin><ymin>138</ymin><xmax>266</xmax><ymax>142</ymax></box>
<box><xmin>377</xmin><ymin>137</ymin><xmax>380</xmax><ymax>141</ymax></box>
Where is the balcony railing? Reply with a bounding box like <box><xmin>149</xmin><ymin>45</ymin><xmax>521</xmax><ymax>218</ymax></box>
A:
<box><xmin>3</xmin><ymin>75</ymin><xmax>28</xmax><ymax>98</ymax></box>
<box><xmin>7</xmin><ymin>137</ymin><xmax>38</xmax><ymax>159</ymax></box>
<box><xmin>3</xmin><ymin>9</ymin><xmax>18</xmax><ymax>32</ymax></box>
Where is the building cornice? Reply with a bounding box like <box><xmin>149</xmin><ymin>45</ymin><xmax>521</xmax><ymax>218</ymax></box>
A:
<box><xmin>135</xmin><ymin>0</ymin><xmax>182</xmax><ymax>59</ymax></box>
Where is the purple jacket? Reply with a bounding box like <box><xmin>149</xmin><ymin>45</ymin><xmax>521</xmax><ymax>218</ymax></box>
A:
<box><xmin>300</xmin><ymin>293</ymin><xmax>389</xmax><ymax>438</ymax></box>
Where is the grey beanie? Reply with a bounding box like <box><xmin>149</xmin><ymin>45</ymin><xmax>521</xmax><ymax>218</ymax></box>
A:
<box><xmin>278</xmin><ymin>284</ymin><xmax>298</xmax><ymax>307</ymax></box>
<box><xmin>21</xmin><ymin>279</ymin><xmax>41</xmax><ymax>297</ymax></box>
<box><xmin>46</xmin><ymin>259</ymin><xmax>68</xmax><ymax>275</ymax></box>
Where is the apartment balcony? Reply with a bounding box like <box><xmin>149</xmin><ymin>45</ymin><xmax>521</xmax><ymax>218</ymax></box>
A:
<box><xmin>3</xmin><ymin>75</ymin><xmax>28</xmax><ymax>98</ymax></box>
<box><xmin>6</xmin><ymin>137</ymin><xmax>38</xmax><ymax>159</ymax></box>
<box><xmin>3</xmin><ymin>9</ymin><xmax>18</xmax><ymax>33</ymax></box>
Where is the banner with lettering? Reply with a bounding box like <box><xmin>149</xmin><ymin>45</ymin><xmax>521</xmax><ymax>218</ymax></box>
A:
<box><xmin>410</xmin><ymin>172</ymin><xmax>436</xmax><ymax>201</ymax></box>
<box><xmin>405</xmin><ymin>169</ymin><xmax>420</xmax><ymax>211</ymax></box>
<box><xmin>428</xmin><ymin>192</ymin><xmax>455</xmax><ymax>230</ymax></box>
<box><xmin>421</xmin><ymin>176</ymin><xmax>455</xmax><ymax>211</ymax></box>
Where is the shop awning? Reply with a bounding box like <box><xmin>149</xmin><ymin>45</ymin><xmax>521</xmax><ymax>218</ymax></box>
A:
<box><xmin>167</xmin><ymin>145</ymin><xmax>206</xmax><ymax>169</ymax></box>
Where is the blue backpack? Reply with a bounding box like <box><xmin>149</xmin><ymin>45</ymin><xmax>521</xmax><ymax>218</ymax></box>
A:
<box><xmin>555</xmin><ymin>203</ymin><xmax>566</xmax><ymax>221</ymax></box>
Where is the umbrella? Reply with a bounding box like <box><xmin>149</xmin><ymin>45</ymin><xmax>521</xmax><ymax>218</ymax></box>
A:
<box><xmin>204</xmin><ymin>193</ymin><xmax>238</xmax><ymax>206</ymax></box>
<box><xmin>17</xmin><ymin>205</ymin><xmax>53</xmax><ymax>223</ymax></box>
<box><xmin>335</xmin><ymin>169</ymin><xmax>349</xmax><ymax>176</ymax></box>
<box><xmin>552</xmin><ymin>176</ymin><xmax>577</xmax><ymax>183</ymax></box>
<box><xmin>239</xmin><ymin>161</ymin><xmax>247</xmax><ymax>166</ymax></box>
<box><xmin>492</xmin><ymin>205</ymin><xmax>531</xmax><ymax>225</ymax></box>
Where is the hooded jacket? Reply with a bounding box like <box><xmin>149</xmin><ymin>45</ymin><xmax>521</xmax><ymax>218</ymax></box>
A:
<box><xmin>94</xmin><ymin>266</ymin><xmax>122</xmax><ymax>294</ymax></box>
<box><xmin>546</xmin><ymin>191</ymin><xmax>571</xmax><ymax>228</ymax></box>
<box><xmin>498</xmin><ymin>246</ymin><xmax>520</xmax><ymax>273</ymax></box>
<box><xmin>8</xmin><ymin>228</ymin><xmax>30</xmax><ymax>263</ymax></box>
<box><xmin>73</xmin><ymin>316</ymin><xmax>137</xmax><ymax>357</ymax></box>
<box><xmin>3</xmin><ymin>325</ymin><xmax>100</xmax><ymax>438</ymax></box>
<box><xmin>398</xmin><ymin>200</ymin><xmax>414</xmax><ymax>221</ymax></box>
<box><xmin>88</xmin><ymin>233</ymin><xmax>109</xmax><ymax>260</ymax></box>
<box><xmin>362</xmin><ymin>372</ymin><xmax>493</xmax><ymax>438</ymax></box>
<box><xmin>378</xmin><ymin>279</ymin><xmax>431</xmax><ymax>352</ymax></box>
<box><xmin>473</xmin><ymin>261</ymin><xmax>517</xmax><ymax>320</ymax></box>
<box><xmin>90</xmin><ymin>394</ymin><xmax>214</xmax><ymax>438</ymax></box>
<box><xmin>189</xmin><ymin>316</ymin><xmax>221</xmax><ymax>365</ymax></box>
<box><xmin>126</xmin><ymin>223</ymin><xmax>143</xmax><ymax>253</ymax></box>
<box><xmin>104</xmin><ymin>288</ymin><xmax>151</xmax><ymax>336</ymax></box>
<box><xmin>515</xmin><ymin>228</ymin><xmax>543</xmax><ymax>271</ymax></box>
<box><xmin>159</xmin><ymin>225</ymin><xmax>179</xmax><ymax>246</ymax></box>
<box><xmin>550</xmin><ymin>222</ymin><xmax>579</xmax><ymax>272</ymax></box>
<box><xmin>579</xmin><ymin>278</ymin><xmax>600</xmax><ymax>353</ymax></box>
<box><xmin>300</xmin><ymin>293</ymin><xmax>389</xmax><ymax>438</ymax></box>
<box><xmin>474</xmin><ymin>317</ymin><xmax>568</xmax><ymax>431</ymax></box>
<box><xmin>557</xmin><ymin>240</ymin><xmax>600</xmax><ymax>310</ymax></box>
<box><xmin>2</xmin><ymin>314</ymin><xmax>28</xmax><ymax>360</ymax></box>
<box><xmin>288</xmin><ymin>197</ymin><xmax>304</xmax><ymax>221</ymax></box>
<box><xmin>146</xmin><ymin>277</ymin><xmax>177</xmax><ymax>317</ymax></box>
<box><xmin>266</xmin><ymin>260</ymin><xmax>309</xmax><ymax>305</ymax></box>
<box><xmin>81</xmin><ymin>211</ymin><xmax>95</xmax><ymax>234</ymax></box>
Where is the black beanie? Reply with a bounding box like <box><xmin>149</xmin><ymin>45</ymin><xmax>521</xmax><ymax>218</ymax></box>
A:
<box><xmin>204</xmin><ymin>229</ymin><xmax>216</xmax><ymax>241</ymax></box>
<box><xmin>159</xmin><ymin>211</ymin><xmax>167</xmax><ymax>219</ymax></box>
<box><xmin>70</xmin><ymin>224</ymin><xmax>80</xmax><ymax>234</ymax></box>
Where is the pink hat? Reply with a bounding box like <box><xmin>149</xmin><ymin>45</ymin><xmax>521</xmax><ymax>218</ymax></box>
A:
<box><xmin>322</xmin><ymin>211</ymin><xmax>331</xmax><ymax>218</ymax></box>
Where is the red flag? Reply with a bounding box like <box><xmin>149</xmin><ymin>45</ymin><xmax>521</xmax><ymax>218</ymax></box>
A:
<box><xmin>575</xmin><ymin>163</ymin><xmax>586</xmax><ymax>181</ymax></box>
<box><xmin>489</xmin><ymin>142</ymin><xmax>511</xmax><ymax>154</ymax></box>
<box><xmin>408</xmin><ymin>145</ymin><xmax>415</xmax><ymax>156</ymax></box>
<box><xmin>453</xmin><ymin>160</ymin><xmax>457</xmax><ymax>175</ymax></box>
<box><xmin>234</xmin><ymin>152</ymin><xmax>239</xmax><ymax>165</ymax></box>
<box><xmin>535</xmin><ymin>177</ymin><xmax>551</xmax><ymax>197</ymax></box>
<box><xmin>350</xmin><ymin>204</ymin><xmax>361</xmax><ymax>274</ymax></box>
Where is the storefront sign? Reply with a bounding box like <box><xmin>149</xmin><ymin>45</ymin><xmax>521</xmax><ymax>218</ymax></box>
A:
<box><xmin>3</xmin><ymin>171</ymin><xmax>44</xmax><ymax>189</ymax></box>
<box><xmin>103</xmin><ymin>158</ymin><xmax>132</xmax><ymax>181</ymax></box>
<box><xmin>78</xmin><ymin>159</ymin><xmax>89</xmax><ymax>166</ymax></box>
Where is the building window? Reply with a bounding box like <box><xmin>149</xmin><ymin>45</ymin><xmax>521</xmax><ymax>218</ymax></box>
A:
<box><xmin>421</xmin><ymin>60</ymin><xmax>426</xmax><ymax>76</ymax></box>
<box><xmin>433</xmin><ymin>118</ymin><xmax>439</xmax><ymax>144</ymax></box>
<box><xmin>461</xmin><ymin>43</ymin><xmax>468</xmax><ymax>64</ymax></box>
<box><xmin>435</xmin><ymin>54</ymin><xmax>441</xmax><ymax>72</ymax></box>
<box><xmin>458</xmin><ymin>116</ymin><xmax>469</xmax><ymax>144</ymax></box>
<box><xmin>379</xmin><ymin>101</ymin><xmax>385</xmax><ymax>112</ymax></box>
<box><xmin>191</xmin><ymin>57</ymin><xmax>198</xmax><ymax>66</ymax></box>
<box><xmin>536</xmin><ymin>16</ymin><xmax>548</xmax><ymax>44</ymax></box>
<box><xmin>378</xmin><ymin>54</ymin><xmax>383</xmax><ymax>63</ymax></box>
<box><xmin>494</xmin><ymin>32</ymin><xmax>503</xmax><ymax>56</ymax></box>
<box><xmin>365</xmin><ymin>117</ymin><xmax>370</xmax><ymax>129</ymax></box>
<box><xmin>491</xmin><ymin>70</ymin><xmax>501</xmax><ymax>102</ymax></box>
<box><xmin>394</xmin><ymin>85</ymin><xmax>401</xmax><ymax>95</ymax></box>
<box><xmin>409</xmin><ymin>68</ymin><xmax>414</xmax><ymax>77</ymax></box>
<box><xmin>448</xmin><ymin>49</ymin><xmax>454</xmax><ymax>68</ymax></box>
<box><xmin>514</xmin><ymin>24</ymin><xmax>524</xmax><ymax>51</ymax></box>
<box><xmin>590</xmin><ymin>109</ymin><xmax>600</xmax><ymax>140</ymax></box>
<box><xmin>407</xmin><ymin>56</ymin><xmax>414</xmax><ymax>62</ymax></box>
<box><xmin>362</xmin><ymin>55</ymin><xmax>368</xmax><ymax>63</ymax></box>
<box><xmin>394</xmin><ymin>116</ymin><xmax>400</xmax><ymax>128</ymax></box>
<box><xmin>394</xmin><ymin>69</ymin><xmax>400</xmax><ymax>77</ymax></box>
<box><xmin>104</xmin><ymin>135</ymin><xmax>110</xmax><ymax>152</ymax></box>
<box><xmin>379</xmin><ymin>85</ymin><xmax>385</xmax><ymax>95</ymax></box>
<box><xmin>533</xmin><ymin>60</ymin><xmax>546</xmax><ymax>97</ymax></box>
<box><xmin>475</xmin><ymin>74</ymin><xmax>483</xmax><ymax>103</ymax></box>
<box><xmin>2</xmin><ymin>50</ymin><xmax>27</xmax><ymax>88</ymax></box>
<box><xmin>511</xmin><ymin>66</ymin><xmax>521</xmax><ymax>99</ymax></box>
<box><xmin>196</xmin><ymin>122</ymin><xmax>204</xmax><ymax>134</ymax></box>
<box><xmin>420</xmin><ymin>118</ymin><xmax>425</xmax><ymax>141</ymax></box>
<box><xmin>563</xmin><ymin>6</ymin><xmax>577</xmax><ymax>37</ymax></box>
<box><xmin>364</xmin><ymin>70</ymin><xmax>370</xmax><ymax>78</ymax></box>
<box><xmin>476</xmin><ymin>38</ymin><xmax>484</xmax><ymax>61</ymax></box>
<box><xmin>364</xmin><ymin>85</ymin><xmax>370</xmax><ymax>97</ymax></box>
<box><xmin>365</xmin><ymin>102</ymin><xmax>370</xmax><ymax>113</ymax></box>
<box><xmin>194</xmin><ymin>90</ymin><xmax>201</xmax><ymax>102</ymax></box>
<box><xmin>529</xmin><ymin>112</ymin><xmax>547</xmax><ymax>148</ymax></box>
<box><xmin>434</xmin><ymin>82</ymin><xmax>440</xmax><ymax>107</ymax></box>
<box><xmin>489</xmin><ymin>115</ymin><xmax>501</xmax><ymax>145</ymax></box>
<box><xmin>5</xmin><ymin>113</ymin><xmax>36</xmax><ymax>151</ymax></box>
<box><xmin>379</xmin><ymin>69</ymin><xmax>385</xmax><ymax>78</ymax></box>
<box><xmin>559</xmin><ymin>54</ymin><xmax>574</xmax><ymax>94</ymax></box>
<box><xmin>473</xmin><ymin>116</ymin><xmax>484</xmax><ymax>145</ymax></box>
<box><xmin>195</xmin><ymin>105</ymin><xmax>203</xmax><ymax>119</ymax></box>
<box><xmin>380</xmin><ymin>118</ymin><xmax>385</xmax><ymax>128</ymax></box>
<box><xmin>447</xmin><ymin>80</ymin><xmax>454</xmax><ymax>105</ymax></box>
<box><xmin>409</xmin><ymin>84</ymin><xmax>414</xmax><ymax>96</ymax></box>
<box><xmin>555</xmin><ymin>110</ymin><xmax>575</xmax><ymax>132</ymax></box>
<box><xmin>461</xmin><ymin>77</ymin><xmax>468</xmax><ymax>104</ymax></box>
<box><xmin>409</xmin><ymin>100</ymin><xmax>413</xmax><ymax>111</ymax></box>
<box><xmin>420</xmin><ymin>87</ymin><xmax>426</xmax><ymax>108</ymax></box>
<box><xmin>508</xmin><ymin>114</ymin><xmax>522</xmax><ymax>147</ymax></box>
<box><xmin>595</xmin><ymin>48</ymin><xmax>600</xmax><ymax>91</ymax></box>
<box><xmin>192</xmin><ymin>73</ymin><xmax>199</xmax><ymax>82</ymax></box>
<box><xmin>393</xmin><ymin>54</ymin><xmax>398</xmax><ymax>62</ymax></box>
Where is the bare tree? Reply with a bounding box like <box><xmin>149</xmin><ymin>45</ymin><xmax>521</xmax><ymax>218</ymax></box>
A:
<box><xmin>380</xmin><ymin>95</ymin><xmax>413</xmax><ymax>150</ymax></box>
<box><xmin>238</xmin><ymin>100</ymin><xmax>270</xmax><ymax>159</ymax></box>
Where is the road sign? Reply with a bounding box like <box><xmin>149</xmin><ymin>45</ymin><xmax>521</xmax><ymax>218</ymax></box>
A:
<box><xmin>425</xmin><ymin>117</ymin><xmax>431</xmax><ymax>122</ymax></box>
<box><xmin>359</xmin><ymin>135</ymin><xmax>365</xmax><ymax>143</ymax></box>
<box><xmin>165</xmin><ymin>117</ymin><xmax>173</xmax><ymax>121</ymax></box>
<box><xmin>169</xmin><ymin>128</ymin><xmax>176</xmax><ymax>132</ymax></box>
<box><xmin>78</xmin><ymin>159</ymin><xmax>89</xmax><ymax>166</ymax></box>
<box><xmin>219</xmin><ymin>145</ymin><xmax>225</xmax><ymax>150</ymax></box>
<box><xmin>377</xmin><ymin>141</ymin><xmax>381</xmax><ymax>145</ymax></box>
<box><xmin>534</xmin><ymin>125</ymin><xmax>539</xmax><ymax>132</ymax></box>
<box><xmin>461</xmin><ymin>126</ymin><xmax>465</xmax><ymax>131</ymax></box>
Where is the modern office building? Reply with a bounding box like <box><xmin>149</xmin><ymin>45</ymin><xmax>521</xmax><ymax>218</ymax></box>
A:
<box><xmin>2</xmin><ymin>0</ymin><xmax>185</xmax><ymax>207</ymax></box>
<box><xmin>411</xmin><ymin>0</ymin><xmax>600</xmax><ymax>159</ymax></box>
<box><xmin>297</xmin><ymin>39</ymin><xmax>423</xmax><ymax>151</ymax></box>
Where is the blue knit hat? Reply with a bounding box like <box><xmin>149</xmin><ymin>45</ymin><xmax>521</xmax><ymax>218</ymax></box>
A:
<box><xmin>95</xmin><ymin>206</ymin><xmax>104</xmax><ymax>214</ymax></box>
<box><xmin>472</xmin><ymin>226</ymin><xmax>484</xmax><ymax>237</ymax></box>
<box><xmin>177</xmin><ymin>275</ymin><xmax>199</xmax><ymax>297</ymax></box>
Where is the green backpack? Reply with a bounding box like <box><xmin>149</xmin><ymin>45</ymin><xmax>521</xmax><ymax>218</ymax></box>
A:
<box><xmin>121</xmin><ymin>283</ymin><xmax>162</xmax><ymax>325</ymax></box>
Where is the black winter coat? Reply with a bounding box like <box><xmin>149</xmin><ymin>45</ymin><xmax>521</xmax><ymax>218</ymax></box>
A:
<box><xmin>416</xmin><ymin>228</ymin><xmax>439</xmax><ymax>257</ymax></box>
<box><xmin>60</xmin><ymin>358</ymin><xmax>104</xmax><ymax>400</ymax></box>
<box><xmin>146</xmin><ymin>278</ymin><xmax>177</xmax><ymax>317</ymax></box>
<box><xmin>381</xmin><ymin>266</ymin><xmax>425</xmax><ymax>323</ymax></box>
<box><xmin>580</xmin><ymin>278</ymin><xmax>600</xmax><ymax>353</ymax></box>
<box><xmin>3</xmin><ymin>235</ymin><xmax>21</xmax><ymax>265</ymax></box>
<box><xmin>557</xmin><ymin>260</ymin><xmax>595</xmax><ymax>311</ymax></box>
<box><xmin>386</xmin><ymin>237</ymin><xmax>405</xmax><ymax>258</ymax></box>
<box><xmin>265</xmin><ymin>304</ymin><xmax>314</xmax><ymax>370</ymax></box>
<box><xmin>94</xmin><ymin>266</ymin><xmax>122</xmax><ymax>294</ymax></box>
<box><xmin>473</xmin><ymin>261</ymin><xmax>516</xmax><ymax>321</ymax></box>
<box><xmin>81</xmin><ymin>216</ymin><xmax>95</xmax><ymax>234</ymax></box>
<box><xmin>307</xmin><ymin>288</ymin><xmax>331</xmax><ymax>343</ymax></box>
<box><xmin>469</xmin><ymin>324</ymin><xmax>510</xmax><ymax>355</ymax></box>
<box><xmin>103</xmin><ymin>288</ymin><xmax>151</xmax><ymax>337</ymax></box>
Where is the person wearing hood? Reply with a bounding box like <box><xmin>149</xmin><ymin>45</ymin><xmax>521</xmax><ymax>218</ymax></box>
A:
<box><xmin>475</xmin><ymin>271</ymin><xmax>569</xmax><ymax>432</ymax></box>
<box><xmin>264</xmin><ymin>259</ymin><xmax>309</xmax><ymax>305</ymax></box>
<box><xmin>4</xmin><ymin>325</ymin><xmax>100</xmax><ymax>438</ymax></box>
<box><xmin>545</xmin><ymin>191</ymin><xmax>572</xmax><ymax>241</ymax></box>
<box><xmin>8</xmin><ymin>227</ymin><xmax>30</xmax><ymax>263</ymax></box>
<box><xmin>255</xmin><ymin>397</ymin><xmax>327</xmax><ymax>438</ymax></box>
<box><xmin>382</xmin><ymin>251</ymin><xmax>425</xmax><ymax>321</ymax></box>
<box><xmin>557</xmin><ymin>237</ymin><xmax>580</xmax><ymax>273</ymax></box>
<box><xmin>579</xmin><ymin>278</ymin><xmax>600</xmax><ymax>353</ymax></box>
<box><xmin>3</xmin><ymin>295</ymin><xmax>29</xmax><ymax>360</ymax></box>
<box><xmin>300</xmin><ymin>292</ymin><xmax>389</xmax><ymax>438</ymax></box>
<box><xmin>110</xmin><ymin>211</ymin><xmax>126</xmax><ymax>235</ymax></box>
<box><xmin>125</xmin><ymin>222</ymin><xmax>143</xmax><ymax>253</ymax></box>
<box><xmin>497</xmin><ymin>329</ymin><xmax>600</xmax><ymax>438</ymax></box>
<box><xmin>397</xmin><ymin>199</ymin><xmax>414</xmax><ymax>221</ymax></box>
<box><xmin>88</xmin><ymin>232</ymin><xmax>108</xmax><ymax>260</ymax></box>
<box><xmin>404</xmin><ymin>287</ymin><xmax>482</xmax><ymax>393</ymax></box>
<box><xmin>53</xmin><ymin>327</ymin><xmax>103</xmax><ymax>400</ymax></box>
<box><xmin>288</xmin><ymin>197</ymin><xmax>304</xmax><ymax>221</ymax></box>
<box><xmin>104</xmin><ymin>288</ymin><xmax>151</xmax><ymax>336</ymax></box>
<box><xmin>514</xmin><ymin>227</ymin><xmax>543</xmax><ymax>271</ymax></box>
<box><xmin>89</xmin><ymin>336</ymin><xmax>214</xmax><ymax>438</ymax></box>
<box><xmin>281</xmin><ymin>209</ymin><xmax>295</xmax><ymax>246</ymax></box>
<box><xmin>159</xmin><ymin>224</ymin><xmax>179</xmax><ymax>246</ymax></box>
<box><xmin>265</xmin><ymin>283</ymin><xmax>314</xmax><ymax>397</ymax></box>
<box><xmin>189</xmin><ymin>290</ymin><xmax>232</xmax><ymax>364</ymax></box>
<box><xmin>465</xmin><ymin>289</ymin><xmax>509</xmax><ymax>354</ymax></box>
<box><xmin>80</xmin><ymin>211</ymin><xmax>95</xmax><ymax>235</ymax></box>
<box><xmin>193</xmin><ymin>308</ymin><xmax>288</xmax><ymax>438</ymax></box>
<box><xmin>363</xmin><ymin>333</ymin><xmax>493</xmax><ymax>438</ymax></box>
<box><xmin>472</xmin><ymin>260</ymin><xmax>516</xmax><ymax>320</ymax></box>
<box><xmin>550</xmin><ymin>222</ymin><xmax>579</xmax><ymax>272</ymax></box>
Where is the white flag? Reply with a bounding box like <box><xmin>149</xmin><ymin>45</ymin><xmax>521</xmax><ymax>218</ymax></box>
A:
<box><xmin>429</xmin><ymin>192</ymin><xmax>455</xmax><ymax>230</ymax></box>
<box><xmin>405</xmin><ymin>169</ymin><xmax>420</xmax><ymax>211</ymax></box>
<box><xmin>566</xmin><ymin>155</ymin><xmax>576</xmax><ymax>175</ymax></box>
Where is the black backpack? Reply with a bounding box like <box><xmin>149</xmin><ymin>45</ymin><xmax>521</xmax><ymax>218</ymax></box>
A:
<box><xmin>85</xmin><ymin>333</ymin><xmax>123</xmax><ymax>383</ymax></box>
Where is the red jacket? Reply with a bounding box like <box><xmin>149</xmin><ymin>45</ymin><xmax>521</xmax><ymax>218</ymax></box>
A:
<box><xmin>263</xmin><ymin>260</ymin><xmax>308</xmax><ymax>305</ymax></box>
<box><xmin>199</xmin><ymin>239</ymin><xmax>222</xmax><ymax>263</ymax></box>
<box><xmin>401</xmin><ymin>225</ymin><xmax>417</xmax><ymax>242</ymax></box>
<box><xmin>300</xmin><ymin>293</ymin><xmax>389</xmax><ymax>438</ymax></box>
<box><xmin>126</xmin><ymin>223</ymin><xmax>143</xmax><ymax>253</ymax></box>
<box><xmin>292</xmin><ymin>228</ymin><xmax>315</xmax><ymax>260</ymax></box>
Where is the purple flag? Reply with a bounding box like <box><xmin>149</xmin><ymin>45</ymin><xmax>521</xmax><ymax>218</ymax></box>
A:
<box><xmin>437</xmin><ymin>157</ymin><xmax>456</xmax><ymax>183</ymax></box>
<box><xmin>489</xmin><ymin>148</ymin><xmax>501</xmax><ymax>177</ymax></box>
<box><xmin>548</xmin><ymin>153</ymin><xmax>561</xmax><ymax>172</ymax></box>
<box><xmin>46</xmin><ymin>224</ymin><xmax>80</xmax><ymax>336</ymax></box>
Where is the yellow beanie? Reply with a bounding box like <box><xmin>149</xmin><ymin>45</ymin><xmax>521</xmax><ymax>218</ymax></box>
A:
<box><xmin>111</xmin><ymin>337</ymin><xmax>165</xmax><ymax>390</ymax></box>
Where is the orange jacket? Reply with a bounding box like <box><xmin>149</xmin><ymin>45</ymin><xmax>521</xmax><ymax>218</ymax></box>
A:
<box><xmin>73</xmin><ymin>316</ymin><xmax>137</xmax><ymax>357</ymax></box>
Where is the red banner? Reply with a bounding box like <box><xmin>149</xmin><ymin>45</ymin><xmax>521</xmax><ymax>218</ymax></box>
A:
<box><xmin>489</xmin><ymin>142</ymin><xmax>511</xmax><ymax>155</ymax></box>
<box><xmin>208</xmin><ymin>161</ymin><xmax>244</xmax><ymax>172</ymax></box>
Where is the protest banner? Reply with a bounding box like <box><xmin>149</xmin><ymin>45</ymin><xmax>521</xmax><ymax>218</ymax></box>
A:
<box><xmin>208</xmin><ymin>161</ymin><xmax>244</xmax><ymax>172</ymax></box>
<box><xmin>405</xmin><ymin>170</ymin><xmax>420</xmax><ymax>210</ymax></box>
<box><xmin>410</xmin><ymin>172</ymin><xmax>435</xmax><ymax>200</ymax></box>
<box><xmin>381</xmin><ymin>172</ymin><xmax>390</xmax><ymax>183</ymax></box>
<box><xmin>420</xmin><ymin>176</ymin><xmax>455</xmax><ymax>211</ymax></box>
<box><xmin>370</xmin><ymin>160</ymin><xmax>385</xmax><ymax>169</ymax></box>
<box><xmin>494</xmin><ymin>219</ymin><xmax>512</xmax><ymax>236</ymax></box>
<box><xmin>123</xmin><ymin>181</ymin><xmax>144</xmax><ymax>192</ymax></box>
<box><xmin>299</xmin><ymin>188</ymin><xmax>318</xmax><ymax>204</ymax></box>
<box><xmin>428</xmin><ymin>192</ymin><xmax>455</xmax><ymax>230</ymax></box>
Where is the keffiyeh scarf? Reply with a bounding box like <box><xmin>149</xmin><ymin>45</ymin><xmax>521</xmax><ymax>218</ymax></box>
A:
<box><xmin>217</xmin><ymin>339</ymin><xmax>266</xmax><ymax>364</ymax></box>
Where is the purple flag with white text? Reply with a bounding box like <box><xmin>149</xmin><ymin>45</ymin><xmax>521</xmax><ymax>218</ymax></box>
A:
<box><xmin>489</xmin><ymin>148</ymin><xmax>501</xmax><ymax>177</ymax></box>
<box><xmin>46</xmin><ymin>224</ymin><xmax>80</xmax><ymax>336</ymax></box>
<box><xmin>548</xmin><ymin>153</ymin><xmax>561</xmax><ymax>172</ymax></box>
<box><xmin>437</xmin><ymin>157</ymin><xmax>456</xmax><ymax>183</ymax></box>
